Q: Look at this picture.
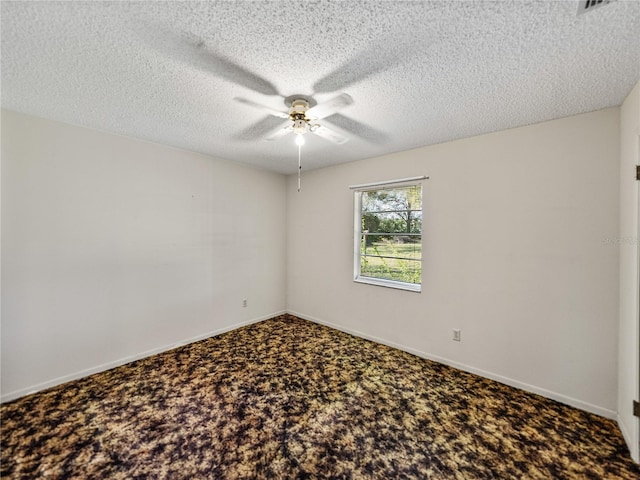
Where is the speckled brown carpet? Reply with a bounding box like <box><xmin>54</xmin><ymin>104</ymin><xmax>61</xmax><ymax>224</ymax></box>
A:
<box><xmin>1</xmin><ymin>314</ymin><xmax>639</xmax><ymax>479</ymax></box>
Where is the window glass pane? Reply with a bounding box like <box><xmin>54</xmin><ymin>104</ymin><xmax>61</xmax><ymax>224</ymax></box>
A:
<box><xmin>361</xmin><ymin>235</ymin><xmax>421</xmax><ymax>260</ymax></box>
<box><xmin>362</xmin><ymin>185</ymin><xmax>422</xmax><ymax>213</ymax></box>
<box><xmin>362</xmin><ymin>210</ymin><xmax>422</xmax><ymax>234</ymax></box>
<box><xmin>356</xmin><ymin>182</ymin><xmax>422</xmax><ymax>290</ymax></box>
<box><xmin>360</xmin><ymin>256</ymin><xmax>421</xmax><ymax>284</ymax></box>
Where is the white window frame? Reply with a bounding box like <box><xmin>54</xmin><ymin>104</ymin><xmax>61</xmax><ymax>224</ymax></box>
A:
<box><xmin>351</xmin><ymin>176</ymin><xmax>427</xmax><ymax>293</ymax></box>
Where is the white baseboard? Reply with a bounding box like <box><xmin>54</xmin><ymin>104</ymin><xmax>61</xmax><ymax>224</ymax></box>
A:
<box><xmin>288</xmin><ymin>310</ymin><xmax>617</xmax><ymax>420</ymax></box>
<box><xmin>0</xmin><ymin>311</ymin><xmax>285</xmax><ymax>404</ymax></box>
<box><xmin>617</xmin><ymin>413</ymin><xmax>640</xmax><ymax>462</ymax></box>
<box><xmin>3</xmin><ymin>308</ymin><xmax>618</xmax><ymax>422</ymax></box>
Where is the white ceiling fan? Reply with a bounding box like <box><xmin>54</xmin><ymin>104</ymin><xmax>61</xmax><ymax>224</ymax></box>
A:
<box><xmin>140</xmin><ymin>28</ymin><xmax>390</xmax><ymax>147</ymax></box>
<box><xmin>234</xmin><ymin>93</ymin><xmax>354</xmax><ymax>145</ymax></box>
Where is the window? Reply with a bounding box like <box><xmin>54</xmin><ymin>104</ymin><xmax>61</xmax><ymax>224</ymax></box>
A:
<box><xmin>354</xmin><ymin>181</ymin><xmax>423</xmax><ymax>292</ymax></box>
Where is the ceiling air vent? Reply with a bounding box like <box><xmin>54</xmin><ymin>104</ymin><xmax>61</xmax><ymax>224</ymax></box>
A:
<box><xmin>577</xmin><ymin>0</ymin><xmax>617</xmax><ymax>15</ymax></box>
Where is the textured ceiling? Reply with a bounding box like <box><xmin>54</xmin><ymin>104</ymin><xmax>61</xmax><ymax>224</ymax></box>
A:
<box><xmin>2</xmin><ymin>1</ymin><xmax>639</xmax><ymax>174</ymax></box>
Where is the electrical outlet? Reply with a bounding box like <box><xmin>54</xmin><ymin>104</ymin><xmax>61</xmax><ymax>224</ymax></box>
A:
<box><xmin>242</xmin><ymin>299</ymin><xmax>247</xmax><ymax>308</ymax></box>
<box><xmin>452</xmin><ymin>329</ymin><xmax>461</xmax><ymax>342</ymax></box>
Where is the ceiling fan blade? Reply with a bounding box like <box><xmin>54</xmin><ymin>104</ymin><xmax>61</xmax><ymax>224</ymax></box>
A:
<box><xmin>234</xmin><ymin>116</ymin><xmax>292</xmax><ymax>141</ymax></box>
<box><xmin>142</xmin><ymin>27</ymin><xmax>280</xmax><ymax>96</ymax></box>
<box><xmin>312</xmin><ymin>43</ymin><xmax>402</xmax><ymax>94</ymax></box>
<box><xmin>311</xmin><ymin>125</ymin><xmax>349</xmax><ymax>145</ymax></box>
<box><xmin>306</xmin><ymin>93</ymin><xmax>353</xmax><ymax>120</ymax></box>
<box><xmin>197</xmin><ymin>48</ymin><xmax>280</xmax><ymax>97</ymax></box>
<box><xmin>234</xmin><ymin>97</ymin><xmax>289</xmax><ymax>119</ymax></box>
<box><xmin>323</xmin><ymin>114</ymin><xmax>389</xmax><ymax>144</ymax></box>
<box><xmin>264</xmin><ymin>123</ymin><xmax>293</xmax><ymax>141</ymax></box>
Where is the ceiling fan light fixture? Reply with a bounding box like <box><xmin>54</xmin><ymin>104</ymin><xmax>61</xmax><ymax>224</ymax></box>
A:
<box><xmin>237</xmin><ymin>94</ymin><xmax>349</xmax><ymax>145</ymax></box>
<box><xmin>294</xmin><ymin>133</ymin><xmax>305</xmax><ymax>146</ymax></box>
<box><xmin>292</xmin><ymin>118</ymin><xmax>307</xmax><ymax>135</ymax></box>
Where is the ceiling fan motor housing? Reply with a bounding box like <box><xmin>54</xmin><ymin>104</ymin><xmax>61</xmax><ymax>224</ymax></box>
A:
<box><xmin>289</xmin><ymin>99</ymin><xmax>309</xmax><ymax>115</ymax></box>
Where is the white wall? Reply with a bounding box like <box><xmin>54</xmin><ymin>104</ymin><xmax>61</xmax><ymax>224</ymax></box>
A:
<box><xmin>287</xmin><ymin>108</ymin><xmax>620</xmax><ymax>418</ymax></box>
<box><xmin>1</xmin><ymin>106</ymin><xmax>625</xmax><ymax>424</ymax></box>
<box><xmin>618</xmin><ymin>80</ymin><xmax>640</xmax><ymax>461</ymax></box>
<box><xmin>1</xmin><ymin>109</ymin><xmax>287</xmax><ymax>401</ymax></box>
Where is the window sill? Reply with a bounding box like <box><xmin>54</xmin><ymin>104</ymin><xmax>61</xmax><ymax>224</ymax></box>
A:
<box><xmin>354</xmin><ymin>276</ymin><xmax>421</xmax><ymax>293</ymax></box>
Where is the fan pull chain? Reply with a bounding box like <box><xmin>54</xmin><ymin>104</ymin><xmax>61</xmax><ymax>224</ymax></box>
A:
<box><xmin>297</xmin><ymin>144</ymin><xmax>302</xmax><ymax>192</ymax></box>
